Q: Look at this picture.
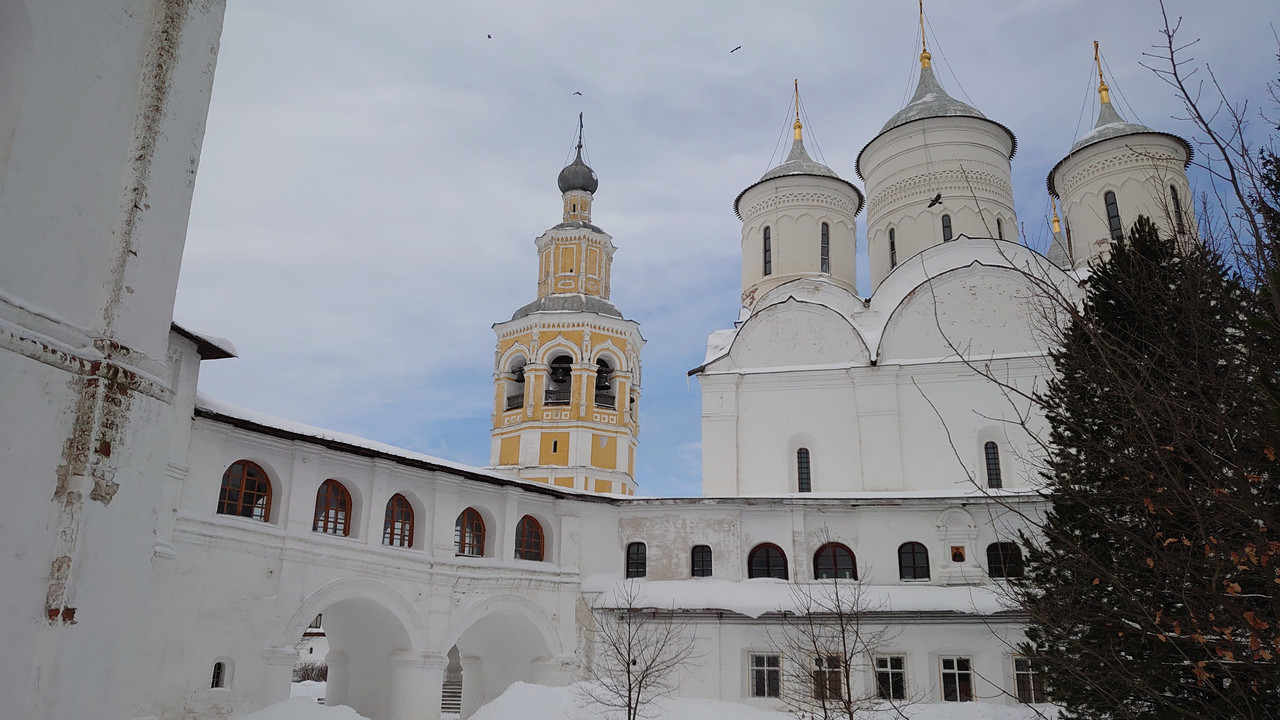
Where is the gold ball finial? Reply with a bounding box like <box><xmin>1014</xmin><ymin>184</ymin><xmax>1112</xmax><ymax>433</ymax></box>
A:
<box><xmin>920</xmin><ymin>50</ymin><xmax>931</xmax><ymax>68</ymax></box>
<box><xmin>1051</xmin><ymin>197</ymin><xmax>1062</xmax><ymax>234</ymax></box>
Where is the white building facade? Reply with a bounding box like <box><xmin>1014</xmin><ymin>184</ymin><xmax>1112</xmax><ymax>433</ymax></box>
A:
<box><xmin>0</xmin><ymin>5</ymin><xmax>1192</xmax><ymax>720</ymax></box>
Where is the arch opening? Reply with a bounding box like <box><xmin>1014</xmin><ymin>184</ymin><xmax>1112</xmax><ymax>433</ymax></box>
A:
<box><xmin>449</xmin><ymin>609</ymin><xmax>558</xmax><ymax>718</ymax></box>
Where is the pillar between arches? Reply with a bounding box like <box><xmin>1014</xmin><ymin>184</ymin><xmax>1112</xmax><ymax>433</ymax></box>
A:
<box><xmin>389</xmin><ymin>649</ymin><xmax>448</xmax><ymax>720</ymax></box>
<box><xmin>460</xmin><ymin>654</ymin><xmax>485</xmax><ymax>720</ymax></box>
<box><xmin>260</xmin><ymin>645</ymin><xmax>299</xmax><ymax>708</ymax></box>
<box><xmin>324</xmin><ymin>649</ymin><xmax>349</xmax><ymax>707</ymax></box>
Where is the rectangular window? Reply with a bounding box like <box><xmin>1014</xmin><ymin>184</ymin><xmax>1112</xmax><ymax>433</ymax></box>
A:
<box><xmin>1014</xmin><ymin>657</ymin><xmax>1046</xmax><ymax>703</ymax></box>
<box><xmin>750</xmin><ymin>653</ymin><xmax>781</xmax><ymax>698</ymax></box>
<box><xmin>875</xmin><ymin>655</ymin><xmax>906</xmax><ymax>700</ymax></box>
<box><xmin>940</xmin><ymin>657</ymin><xmax>974</xmax><ymax>702</ymax></box>
<box><xmin>812</xmin><ymin>655</ymin><xmax>843</xmax><ymax>701</ymax></box>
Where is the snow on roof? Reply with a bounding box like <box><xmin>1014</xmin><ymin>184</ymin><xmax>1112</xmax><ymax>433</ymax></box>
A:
<box><xmin>703</xmin><ymin>328</ymin><xmax>736</xmax><ymax>364</ymax></box>
<box><xmin>584</xmin><ymin>577</ymin><xmax>1017</xmax><ymax>618</ymax></box>
<box><xmin>230</xmin><ymin>697</ymin><xmax>367</xmax><ymax>720</ymax></box>
<box><xmin>472</xmin><ymin>682</ymin><xmax>1057</xmax><ymax>720</ymax></box>
<box><xmin>194</xmin><ymin>394</ymin><xmax>604</xmax><ymax>499</ymax></box>
<box><xmin>171</xmin><ymin>322</ymin><xmax>237</xmax><ymax>359</ymax></box>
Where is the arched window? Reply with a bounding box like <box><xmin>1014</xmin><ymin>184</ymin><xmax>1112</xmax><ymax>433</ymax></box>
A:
<box><xmin>987</xmin><ymin>542</ymin><xmax>1024</xmax><ymax>578</ymax></box>
<box><xmin>691</xmin><ymin>544</ymin><xmax>712</xmax><ymax>577</ymax></box>
<box><xmin>997</xmin><ymin>217</ymin><xmax>1004</xmax><ymax>240</ymax></box>
<box><xmin>797</xmin><ymin>448</ymin><xmax>812</xmax><ymax>493</ymax></box>
<box><xmin>889</xmin><ymin>228</ymin><xmax>897</xmax><ymax>268</ymax></box>
<box><xmin>984</xmin><ymin>442</ymin><xmax>1002</xmax><ymax>489</ymax></box>
<box><xmin>515</xmin><ymin>515</ymin><xmax>545</xmax><ymax>561</ymax></box>
<box><xmin>820</xmin><ymin>223</ymin><xmax>830</xmax><ymax>273</ymax></box>
<box><xmin>1170</xmin><ymin>185</ymin><xmax>1186</xmax><ymax>234</ymax></box>
<box><xmin>748</xmin><ymin>543</ymin><xmax>788</xmax><ymax>579</ymax></box>
<box><xmin>383</xmin><ymin>493</ymin><xmax>414</xmax><ymax>548</ymax></box>
<box><xmin>942</xmin><ymin>214</ymin><xmax>953</xmax><ymax>242</ymax></box>
<box><xmin>595</xmin><ymin>358</ymin><xmax>615</xmax><ymax>409</ymax></box>
<box><xmin>763</xmin><ymin>227</ymin><xmax>772</xmax><ymax>276</ymax></box>
<box><xmin>626</xmin><ymin>541</ymin><xmax>647</xmax><ymax>578</ymax></box>
<box><xmin>505</xmin><ymin>358</ymin><xmax>526</xmax><ymax>411</ymax></box>
<box><xmin>1104</xmin><ymin>191</ymin><xmax>1123</xmax><ymax>241</ymax></box>
<box><xmin>545</xmin><ymin>355</ymin><xmax>572</xmax><ymax>405</ymax></box>
<box><xmin>455</xmin><ymin>507</ymin><xmax>485</xmax><ymax>557</ymax></box>
<box><xmin>898</xmin><ymin>542</ymin><xmax>930</xmax><ymax>580</ymax></box>
<box><xmin>217</xmin><ymin>460</ymin><xmax>272</xmax><ymax>522</ymax></box>
<box><xmin>313</xmin><ymin>480</ymin><xmax>352</xmax><ymax>536</ymax></box>
<box><xmin>813</xmin><ymin>543</ymin><xmax>857</xmax><ymax>580</ymax></box>
<box><xmin>211</xmin><ymin>661</ymin><xmax>227</xmax><ymax>689</ymax></box>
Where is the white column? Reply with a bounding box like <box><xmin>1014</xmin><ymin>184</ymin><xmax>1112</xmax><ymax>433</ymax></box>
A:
<box><xmin>460</xmin><ymin>655</ymin><xmax>486</xmax><ymax>720</ymax></box>
<box><xmin>324</xmin><ymin>649</ymin><xmax>349</xmax><ymax>707</ymax></box>
<box><xmin>259</xmin><ymin>646</ymin><xmax>299</xmax><ymax>708</ymax></box>
<box><xmin>389</xmin><ymin>650</ymin><xmax>448</xmax><ymax>720</ymax></box>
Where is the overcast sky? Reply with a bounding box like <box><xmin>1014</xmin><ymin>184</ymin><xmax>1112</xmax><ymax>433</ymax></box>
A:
<box><xmin>175</xmin><ymin>1</ymin><xmax>1277</xmax><ymax>497</ymax></box>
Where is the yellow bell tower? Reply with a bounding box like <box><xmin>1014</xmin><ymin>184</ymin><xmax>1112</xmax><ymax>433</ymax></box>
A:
<box><xmin>490</xmin><ymin>116</ymin><xmax>644</xmax><ymax>495</ymax></box>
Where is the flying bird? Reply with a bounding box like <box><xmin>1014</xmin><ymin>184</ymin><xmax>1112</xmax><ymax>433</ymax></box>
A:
<box><xmin>730</xmin><ymin>45</ymin><xmax>742</xmax><ymax>53</ymax></box>
<box><xmin>927</xmin><ymin>193</ymin><xmax>942</xmax><ymax>208</ymax></box>
<box><xmin>487</xmin><ymin>34</ymin><xmax>492</xmax><ymax>39</ymax></box>
<box><xmin>572</xmin><ymin>91</ymin><xmax>582</xmax><ymax>96</ymax></box>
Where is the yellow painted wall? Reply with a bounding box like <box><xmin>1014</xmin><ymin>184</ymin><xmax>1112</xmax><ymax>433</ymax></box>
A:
<box><xmin>594</xmin><ymin>479</ymin><xmax>613</xmax><ymax>493</ymax></box>
<box><xmin>628</xmin><ymin>445</ymin><xmax>635</xmax><ymax>475</ymax></box>
<box><xmin>590</xmin><ymin>434</ymin><xmax>617</xmax><ymax>470</ymax></box>
<box><xmin>528</xmin><ymin>476</ymin><xmax>549</xmax><ymax>484</ymax></box>
<box><xmin>554</xmin><ymin>476</ymin><xmax>575</xmax><ymax>489</ymax></box>
<box><xmin>498</xmin><ymin>436</ymin><xmax>521</xmax><ymax>465</ymax></box>
<box><xmin>539</xmin><ymin>431</ymin><xmax>570</xmax><ymax>465</ymax></box>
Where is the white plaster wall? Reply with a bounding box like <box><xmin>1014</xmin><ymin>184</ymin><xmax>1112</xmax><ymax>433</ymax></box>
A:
<box><xmin>861</xmin><ymin>118</ymin><xmax>1017</xmax><ymax>292</ymax></box>
<box><xmin>738</xmin><ymin>175</ymin><xmax>861</xmax><ymax>305</ymax></box>
<box><xmin>0</xmin><ymin>3</ymin><xmax>227</xmax><ymax>720</ymax></box>
<box><xmin>1053</xmin><ymin>134</ymin><xmax>1192</xmax><ymax>267</ymax></box>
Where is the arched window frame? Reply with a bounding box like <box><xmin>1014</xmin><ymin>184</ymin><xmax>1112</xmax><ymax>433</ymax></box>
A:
<box><xmin>1104</xmin><ymin>190</ymin><xmax>1123</xmax><ymax>241</ymax></box>
<box><xmin>996</xmin><ymin>217</ymin><xmax>1004</xmax><ymax>240</ymax></box>
<box><xmin>545</xmin><ymin>354</ymin><xmax>573</xmax><ymax>406</ymax></box>
<box><xmin>455</xmin><ymin>507</ymin><xmax>486</xmax><ymax>557</ymax></box>
<box><xmin>796</xmin><ymin>448</ymin><xmax>812</xmax><ymax>493</ymax></box>
<box><xmin>984</xmin><ymin>441</ymin><xmax>1003</xmax><ymax>488</ymax></box>
<box><xmin>813</xmin><ymin>542</ymin><xmax>857</xmax><ymax>580</ymax></box>
<box><xmin>763</xmin><ymin>226</ymin><xmax>773</xmax><ymax>276</ymax></box>
<box><xmin>986</xmin><ymin>542</ymin><xmax>1024</xmax><ymax>579</ymax></box>
<box><xmin>210</xmin><ymin>660</ymin><xmax>229</xmax><ymax>689</ymax></box>
<box><xmin>820</xmin><ymin>223</ymin><xmax>830</xmax><ymax>273</ymax></box>
<box><xmin>747</xmin><ymin>543</ymin><xmax>789</xmax><ymax>580</ymax></box>
<box><xmin>382</xmin><ymin>493</ymin><xmax>415</xmax><ymax>548</ymax></box>
<box><xmin>691</xmin><ymin>544</ymin><xmax>713</xmax><ymax>577</ymax></box>
<box><xmin>217</xmin><ymin>460</ymin><xmax>272</xmax><ymax>522</ymax></box>
<box><xmin>505</xmin><ymin>356</ymin><xmax>527</xmax><ymax>411</ymax></box>
<box><xmin>1170</xmin><ymin>185</ymin><xmax>1186</xmax><ymax>234</ymax></box>
<box><xmin>898</xmin><ymin>541</ymin><xmax>930</xmax><ymax>581</ymax></box>
<box><xmin>889</xmin><ymin>228</ymin><xmax>897</xmax><ymax>269</ymax></box>
<box><xmin>626</xmin><ymin>541</ymin><xmax>647</xmax><ymax>578</ymax></box>
<box><xmin>313</xmin><ymin>479</ymin><xmax>353</xmax><ymax>536</ymax></box>
<box><xmin>594</xmin><ymin>357</ymin><xmax>616</xmax><ymax>409</ymax></box>
<box><xmin>515</xmin><ymin>515</ymin><xmax>545</xmax><ymax>561</ymax></box>
<box><xmin>942</xmin><ymin>214</ymin><xmax>953</xmax><ymax>242</ymax></box>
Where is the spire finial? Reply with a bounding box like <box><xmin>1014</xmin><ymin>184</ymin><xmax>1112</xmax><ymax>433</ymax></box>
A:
<box><xmin>793</xmin><ymin>79</ymin><xmax>803</xmax><ymax>141</ymax></box>
<box><xmin>576</xmin><ymin>111</ymin><xmax>584</xmax><ymax>152</ymax></box>
<box><xmin>1094</xmin><ymin>41</ymin><xmax>1110</xmax><ymax>104</ymax></box>
<box><xmin>1051</xmin><ymin>197</ymin><xmax>1062</xmax><ymax>233</ymax></box>
<box><xmin>919</xmin><ymin>0</ymin><xmax>931</xmax><ymax>68</ymax></box>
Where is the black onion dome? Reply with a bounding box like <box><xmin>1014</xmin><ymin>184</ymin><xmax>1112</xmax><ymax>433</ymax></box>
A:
<box><xmin>557</xmin><ymin>147</ymin><xmax>598</xmax><ymax>194</ymax></box>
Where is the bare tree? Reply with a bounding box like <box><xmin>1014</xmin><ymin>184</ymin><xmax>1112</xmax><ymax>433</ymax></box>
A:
<box><xmin>767</xmin><ymin>573</ymin><xmax>915</xmax><ymax>720</ymax></box>
<box><xmin>580</xmin><ymin>580</ymin><xmax>699</xmax><ymax>720</ymax></box>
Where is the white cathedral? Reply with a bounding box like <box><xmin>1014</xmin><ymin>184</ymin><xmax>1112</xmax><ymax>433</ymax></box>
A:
<box><xmin>0</xmin><ymin>4</ymin><xmax>1194</xmax><ymax>720</ymax></box>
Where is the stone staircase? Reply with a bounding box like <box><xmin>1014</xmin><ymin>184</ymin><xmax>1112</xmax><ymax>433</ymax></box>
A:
<box><xmin>440</xmin><ymin>679</ymin><xmax>462</xmax><ymax>716</ymax></box>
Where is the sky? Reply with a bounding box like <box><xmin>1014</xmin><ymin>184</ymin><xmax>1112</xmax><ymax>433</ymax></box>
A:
<box><xmin>175</xmin><ymin>1</ymin><xmax>1277</xmax><ymax>498</ymax></box>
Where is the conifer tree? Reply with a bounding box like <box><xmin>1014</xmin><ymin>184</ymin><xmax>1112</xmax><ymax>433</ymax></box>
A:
<box><xmin>1018</xmin><ymin>216</ymin><xmax>1280</xmax><ymax>719</ymax></box>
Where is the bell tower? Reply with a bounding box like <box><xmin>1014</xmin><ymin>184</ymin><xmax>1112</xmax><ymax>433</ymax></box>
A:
<box><xmin>489</xmin><ymin>116</ymin><xmax>644</xmax><ymax>495</ymax></box>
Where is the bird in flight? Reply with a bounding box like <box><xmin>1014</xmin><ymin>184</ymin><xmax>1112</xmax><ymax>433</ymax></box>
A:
<box><xmin>487</xmin><ymin>34</ymin><xmax>492</xmax><ymax>39</ymax></box>
<box><xmin>572</xmin><ymin>91</ymin><xmax>582</xmax><ymax>96</ymax></box>
<box><xmin>927</xmin><ymin>192</ymin><xmax>942</xmax><ymax>208</ymax></box>
<box><xmin>730</xmin><ymin>45</ymin><xmax>742</xmax><ymax>53</ymax></box>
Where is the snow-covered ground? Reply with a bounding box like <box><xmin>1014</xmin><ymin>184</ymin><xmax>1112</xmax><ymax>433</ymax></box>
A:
<box><xmin>233</xmin><ymin>681</ymin><xmax>1057</xmax><ymax>720</ymax></box>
